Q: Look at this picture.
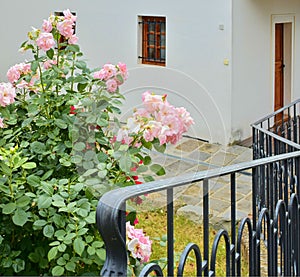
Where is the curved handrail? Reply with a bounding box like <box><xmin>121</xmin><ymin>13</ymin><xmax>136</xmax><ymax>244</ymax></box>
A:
<box><xmin>251</xmin><ymin>98</ymin><xmax>300</xmax><ymax>126</ymax></box>
<box><xmin>97</xmin><ymin>151</ymin><xmax>300</xmax><ymax>212</ymax></box>
<box><xmin>96</xmin><ymin>150</ymin><xmax>300</xmax><ymax>276</ymax></box>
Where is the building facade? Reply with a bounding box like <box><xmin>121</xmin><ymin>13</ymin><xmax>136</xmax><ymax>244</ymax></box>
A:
<box><xmin>0</xmin><ymin>0</ymin><xmax>299</xmax><ymax>145</ymax></box>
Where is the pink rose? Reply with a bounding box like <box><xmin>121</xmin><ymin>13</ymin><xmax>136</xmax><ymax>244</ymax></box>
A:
<box><xmin>0</xmin><ymin>83</ymin><xmax>16</xmax><ymax>107</ymax></box>
<box><xmin>117</xmin><ymin>62</ymin><xmax>129</xmax><ymax>80</ymax></box>
<box><xmin>43</xmin><ymin>59</ymin><xmax>57</xmax><ymax>70</ymax></box>
<box><xmin>57</xmin><ymin>19</ymin><xmax>74</xmax><ymax>38</ymax></box>
<box><xmin>63</xmin><ymin>9</ymin><xmax>77</xmax><ymax>22</ymax></box>
<box><xmin>36</xmin><ymin>32</ymin><xmax>55</xmax><ymax>51</ymax></box>
<box><xmin>126</xmin><ymin>222</ymin><xmax>152</xmax><ymax>263</ymax></box>
<box><xmin>93</xmin><ymin>70</ymin><xmax>106</xmax><ymax>80</ymax></box>
<box><xmin>7</xmin><ymin>63</ymin><xmax>30</xmax><ymax>83</ymax></box>
<box><xmin>7</xmin><ymin>65</ymin><xmax>21</xmax><ymax>83</ymax></box>
<box><xmin>42</xmin><ymin>19</ymin><xmax>53</xmax><ymax>32</ymax></box>
<box><xmin>106</xmin><ymin>78</ymin><xmax>118</xmax><ymax>93</ymax></box>
<box><xmin>68</xmin><ymin>34</ymin><xmax>78</xmax><ymax>45</ymax></box>
<box><xmin>142</xmin><ymin>91</ymin><xmax>168</xmax><ymax>113</ymax></box>
<box><xmin>100</xmin><ymin>64</ymin><xmax>117</xmax><ymax>80</ymax></box>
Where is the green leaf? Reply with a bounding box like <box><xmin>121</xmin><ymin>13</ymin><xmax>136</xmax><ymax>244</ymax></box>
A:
<box><xmin>96</xmin><ymin>248</ymin><xmax>106</xmax><ymax>261</ymax></box>
<box><xmin>2</xmin><ymin>202</ymin><xmax>16</xmax><ymax>214</ymax></box>
<box><xmin>65</xmin><ymin>261</ymin><xmax>76</xmax><ymax>272</ymax></box>
<box><xmin>75</xmin><ymin>60</ymin><xmax>87</xmax><ymax>70</ymax></box>
<box><xmin>33</xmin><ymin>220</ymin><xmax>48</xmax><ymax>227</ymax></box>
<box><xmin>43</xmin><ymin>225</ymin><xmax>55</xmax><ymax>238</ymax></box>
<box><xmin>0</xmin><ymin>163</ymin><xmax>11</xmax><ymax>175</ymax></box>
<box><xmin>58</xmin><ymin>243</ymin><xmax>67</xmax><ymax>252</ymax></box>
<box><xmin>73</xmin><ymin>237</ymin><xmax>85</xmax><ymax>256</ymax></box>
<box><xmin>55</xmin><ymin>119</ymin><xmax>68</xmax><ymax>129</ymax></box>
<box><xmin>119</xmin><ymin>152</ymin><xmax>132</xmax><ymax>173</ymax></box>
<box><xmin>96</xmin><ymin>118</ymin><xmax>108</xmax><ymax>127</ymax></box>
<box><xmin>49</xmin><ymin>241</ymin><xmax>60</xmax><ymax>246</ymax></box>
<box><xmin>73</xmin><ymin>183</ymin><xmax>84</xmax><ymax>192</ymax></box>
<box><xmin>84</xmin><ymin>150</ymin><xmax>96</xmax><ymax>161</ymax></box>
<box><xmin>77</xmin><ymin>228</ymin><xmax>88</xmax><ymax>236</ymax></box>
<box><xmin>153</xmin><ymin>141</ymin><xmax>166</xmax><ymax>153</ymax></box>
<box><xmin>53</xmin><ymin>214</ymin><xmax>65</xmax><ymax>228</ymax></box>
<box><xmin>71</xmin><ymin>155</ymin><xmax>82</xmax><ymax>164</ymax></box>
<box><xmin>41</xmin><ymin>169</ymin><xmax>54</xmax><ymax>181</ymax></box>
<box><xmin>87</xmin><ymin>246</ymin><xmax>96</xmax><ymax>256</ymax></box>
<box><xmin>46</xmin><ymin>48</ymin><xmax>54</xmax><ymax>59</ymax></box>
<box><xmin>57</xmin><ymin>256</ymin><xmax>66</xmax><ymax>266</ymax></box>
<box><xmin>48</xmin><ymin>246</ymin><xmax>58</xmax><ymax>261</ymax></box>
<box><xmin>21</xmin><ymin>162</ymin><xmax>36</xmax><ymax>169</ymax></box>
<box><xmin>52</xmin><ymin>265</ymin><xmax>65</xmax><ymax>276</ymax></box>
<box><xmin>142</xmin><ymin>140</ymin><xmax>153</xmax><ymax>150</ymax></box>
<box><xmin>27</xmin><ymin>175</ymin><xmax>40</xmax><ymax>187</ymax></box>
<box><xmin>41</xmin><ymin>181</ymin><xmax>54</xmax><ymax>195</ymax></box>
<box><xmin>66</xmin><ymin>44</ymin><xmax>80</xmax><ymax>52</ymax></box>
<box><xmin>64</xmin><ymin>232</ymin><xmax>76</xmax><ymax>241</ymax></box>
<box><xmin>150</xmin><ymin>164</ymin><xmax>166</xmax><ymax>176</ymax></box>
<box><xmin>31</xmin><ymin>61</ymin><xmax>39</xmax><ymax>72</ymax></box>
<box><xmin>86</xmin><ymin>115</ymin><xmax>97</xmax><ymax>124</ymax></box>
<box><xmin>21</xmin><ymin>118</ymin><xmax>33</xmax><ymax>128</ymax></box>
<box><xmin>97</xmin><ymin>152</ymin><xmax>108</xmax><ymax>162</ymax></box>
<box><xmin>28</xmin><ymin>252</ymin><xmax>40</xmax><ymax>263</ymax></box>
<box><xmin>12</xmin><ymin>208</ymin><xmax>28</xmax><ymax>226</ymax></box>
<box><xmin>12</xmin><ymin>258</ymin><xmax>25</xmax><ymax>273</ymax></box>
<box><xmin>73</xmin><ymin>142</ymin><xmax>86</xmax><ymax>152</ymax></box>
<box><xmin>82</xmin><ymin>161</ymin><xmax>94</xmax><ymax>170</ymax></box>
<box><xmin>77</xmin><ymin>83</ymin><xmax>88</xmax><ymax>92</ymax></box>
<box><xmin>31</xmin><ymin>141</ymin><xmax>46</xmax><ymax>154</ymax></box>
<box><xmin>38</xmin><ymin>194</ymin><xmax>52</xmax><ymax>209</ymax></box>
<box><xmin>83</xmin><ymin>168</ymin><xmax>98</xmax><ymax>177</ymax></box>
<box><xmin>98</xmin><ymin>169</ymin><xmax>108</xmax><ymax>179</ymax></box>
<box><xmin>143</xmin><ymin>155</ymin><xmax>152</xmax><ymax>165</ymax></box>
<box><xmin>85</xmin><ymin>211</ymin><xmax>96</xmax><ymax>224</ymax></box>
<box><xmin>16</xmin><ymin>195</ymin><xmax>31</xmax><ymax>207</ymax></box>
<box><xmin>92</xmin><ymin>241</ymin><xmax>104</xmax><ymax>248</ymax></box>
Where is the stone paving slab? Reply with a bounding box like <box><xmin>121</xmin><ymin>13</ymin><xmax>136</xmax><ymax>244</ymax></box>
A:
<box><xmin>140</xmin><ymin>136</ymin><xmax>253</xmax><ymax>230</ymax></box>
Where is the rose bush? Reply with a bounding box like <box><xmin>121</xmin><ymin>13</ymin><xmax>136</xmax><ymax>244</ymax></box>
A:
<box><xmin>0</xmin><ymin>10</ymin><xmax>194</xmax><ymax>276</ymax></box>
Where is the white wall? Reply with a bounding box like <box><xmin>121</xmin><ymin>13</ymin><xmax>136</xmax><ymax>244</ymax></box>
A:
<box><xmin>231</xmin><ymin>0</ymin><xmax>300</xmax><ymax>142</ymax></box>
<box><xmin>0</xmin><ymin>0</ymin><xmax>232</xmax><ymax>144</ymax></box>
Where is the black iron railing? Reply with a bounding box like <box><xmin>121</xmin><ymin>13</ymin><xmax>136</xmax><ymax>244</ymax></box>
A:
<box><xmin>252</xmin><ymin>98</ymin><xmax>300</xmax><ymax>159</ymax></box>
<box><xmin>252</xmin><ymin>99</ymin><xmax>300</xmax><ymax>219</ymax></box>
<box><xmin>96</xmin><ymin>151</ymin><xmax>300</xmax><ymax>276</ymax></box>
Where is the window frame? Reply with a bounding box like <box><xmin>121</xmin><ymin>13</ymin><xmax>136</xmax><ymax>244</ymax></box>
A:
<box><xmin>139</xmin><ymin>16</ymin><xmax>166</xmax><ymax>66</ymax></box>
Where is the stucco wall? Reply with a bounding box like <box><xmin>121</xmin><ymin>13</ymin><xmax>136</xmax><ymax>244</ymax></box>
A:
<box><xmin>0</xmin><ymin>0</ymin><xmax>232</xmax><ymax>144</ymax></box>
<box><xmin>231</xmin><ymin>0</ymin><xmax>300</xmax><ymax>142</ymax></box>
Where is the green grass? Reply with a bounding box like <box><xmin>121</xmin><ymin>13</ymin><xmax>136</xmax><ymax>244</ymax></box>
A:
<box><xmin>135</xmin><ymin>209</ymin><xmax>249</xmax><ymax>276</ymax></box>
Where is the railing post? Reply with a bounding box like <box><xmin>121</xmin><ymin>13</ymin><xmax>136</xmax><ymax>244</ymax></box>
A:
<box><xmin>167</xmin><ymin>188</ymin><xmax>174</xmax><ymax>277</ymax></box>
<box><xmin>230</xmin><ymin>173</ymin><xmax>236</xmax><ymax>276</ymax></box>
<box><xmin>203</xmin><ymin>178</ymin><xmax>209</xmax><ymax>276</ymax></box>
<box><xmin>96</xmin><ymin>200</ymin><xmax>127</xmax><ymax>277</ymax></box>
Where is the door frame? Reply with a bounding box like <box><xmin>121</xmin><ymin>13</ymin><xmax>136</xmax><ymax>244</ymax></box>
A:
<box><xmin>271</xmin><ymin>14</ymin><xmax>295</xmax><ymax>112</ymax></box>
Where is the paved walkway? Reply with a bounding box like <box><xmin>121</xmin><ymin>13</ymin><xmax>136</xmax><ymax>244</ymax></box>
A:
<box><xmin>143</xmin><ymin>136</ymin><xmax>253</xmax><ymax>229</ymax></box>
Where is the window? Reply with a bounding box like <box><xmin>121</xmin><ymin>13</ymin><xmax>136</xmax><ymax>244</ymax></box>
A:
<box><xmin>139</xmin><ymin>16</ymin><xmax>166</xmax><ymax>66</ymax></box>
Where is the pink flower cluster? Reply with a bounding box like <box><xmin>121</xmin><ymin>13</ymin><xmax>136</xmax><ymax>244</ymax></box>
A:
<box><xmin>126</xmin><ymin>222</ymin><xmax>152</xmax><ymax>263</ymax></box>
<box><xmin>37</xmin><ymin>9</ymin><xmax>78</xmax><ymax>51</ymax></box>
<box><xmin>6</xmin><ymin>62</ymin><xmax>38</xmax><ymax>90</ymax></box>
<box><xmin>93</xmin><ymin>62</ymin><xmax>129</xmax><ymax>93</ymax></box>
<box><xmin>7</xmin><ymin>63</ymin><xmax>31</xmax><ymax>84</ymax></box>
<box><xmin>117</xmin><ymin>91</ymin><xmax>194</xmax><ymax>145</ymax></box>
<box><xmin>0</xmin><ymin>82</ymin><xmax>16</xmax><ymax>107</ymax></box>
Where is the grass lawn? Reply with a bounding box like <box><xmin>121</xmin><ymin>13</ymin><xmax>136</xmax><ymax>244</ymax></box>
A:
<box><xmin>135</xmin><ymin>209</ymin><xmax>249</xmax><ymax>276</ymax></box>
